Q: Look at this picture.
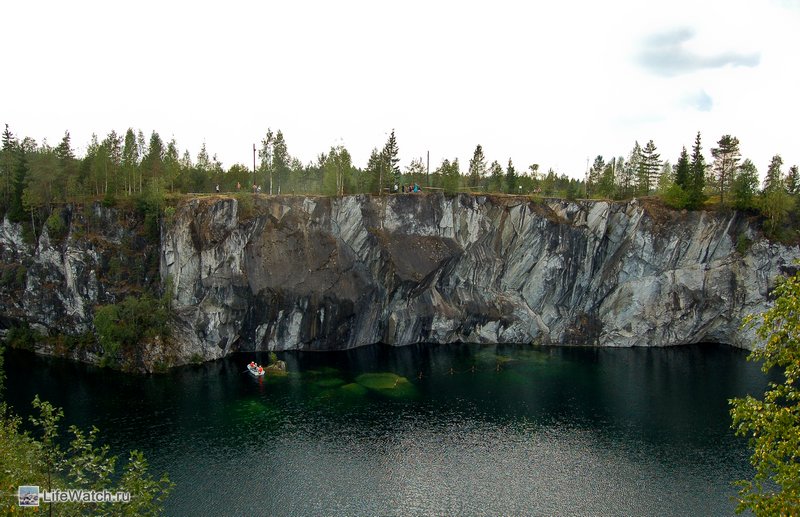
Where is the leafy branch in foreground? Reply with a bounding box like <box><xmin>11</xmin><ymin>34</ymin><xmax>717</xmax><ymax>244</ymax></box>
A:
<box><xmin>0</xmin><ymin>393</ymin><xmax>173</xmax><ymax>515</ymax></box>
<box><xmin>730</xmin><ymin>271</ymin><xmax>800</xmax><ymax>515</ymax></box>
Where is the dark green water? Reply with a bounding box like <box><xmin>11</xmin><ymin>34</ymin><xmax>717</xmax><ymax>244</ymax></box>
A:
<box><xmin>4</xmin><ymin>343</ymin><xmax>769</xmax><ymax>516</ymax></box>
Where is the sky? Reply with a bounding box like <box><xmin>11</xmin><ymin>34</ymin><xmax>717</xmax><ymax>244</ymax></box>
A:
<box><xmin>2</xmin><ymin>0</ymin><xmax>799</xmax><ymax>180</ymax></box>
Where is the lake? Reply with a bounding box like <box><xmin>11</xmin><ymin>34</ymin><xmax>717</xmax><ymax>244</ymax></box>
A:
<box><xmin>4</xmin><ymin>343</ymin><xmax>768</xmax><ymax>516</ymax></box>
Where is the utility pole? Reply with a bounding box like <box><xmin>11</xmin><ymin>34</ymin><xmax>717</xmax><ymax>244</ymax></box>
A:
<box><xmin>427</xmin><ymin>150</ymin><xmax>430</xmax><ymax>187</ymax></box>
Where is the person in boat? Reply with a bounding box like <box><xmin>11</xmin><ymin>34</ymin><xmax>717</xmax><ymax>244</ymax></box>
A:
<box><xmin>258</xmin><ymin>366</ymin><xmax>264</xmax><ymax>374</ymax></box>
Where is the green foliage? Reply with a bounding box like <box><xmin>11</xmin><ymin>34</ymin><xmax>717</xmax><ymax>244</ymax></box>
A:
<box><xmin>760</xmin><ymin>190</ymin><xmax>795</xmax><ymax>239</ymax></box>
<box><xmin>674</xmin><ymin>146</ymin><xmax>691</xmax><ymax>191</ymax></box>
<box><xmin>730</xmin><ymin>271</ymin><xmax>800</xmax><ymax>515</ymax></box>
<box><xmin>94</xmin><ymin>293</ymin><xmax>170</xmax><ymax>363</ymax></box>
<box><xmin>662</xmin><ymin>183</ymin><xmax>689</xmax><ymax>209</ymax></box>
<box><xmin>686</xmin><ymin>131</ymin><xmax>707</xmax><ymax>209</ymax></box>
<box><xmin>638</xmin><ymin>139</ymin><xmax>661</xmax><ymax>195</ymax></box>
<box><xmin>4</xmin><ymin>323</ymin><xmax>39</xmax><ymax>351</ymax></box>
<box><xmin>437</xmin><ymin>158</ymin><xmax>461</xmax><ymax>194</ymax></box>
<box><xmin>736</xmin><ymin>233</ymin><xmax>752</xmax><ymax>255</ymax></box>
<box><xmin>711</xmin><ymin>134</ymin><xmax>741</xmax><ymax>206</ymax></box>
<box><xmin>468</xmin><ymin>145</ymin><xmax>486</xmax><ymax>188</ymax></box>
<box><xmin>0</xmin><ymin>393</ymin><xmax>173</xmax><ymax>515</ymax></box>
<box><xmin>45</xmin><ymin>210</ymin><xmax>68</xmax><ymax>241</ymax></box>
<box><xmin>505</xmin><ymin>159</ymin><xmax>518</xmax><ymax>194</ymax></box>
<box><xmin>234</xmin><ymin>192</ymin><xmax>254</xmax><ymax>219</ymax></box>
<box><xmin>269</xmin><ymin>351</ymin><xmax>278</xmax><ymax>365</ymax></box>
<box><xmin>135</xmin><ymin>187</ymin><xmax>165</xmax><ymax>239</ymax></box>
<box><xmin>731</xmin><ymin>159</ymin><xmax>760</xmax><ymax>210</ymax></box>
<box><xmin>0</xmin><ymin>264</ymin><xmax>26</xmax><ymax>289</ymax></box>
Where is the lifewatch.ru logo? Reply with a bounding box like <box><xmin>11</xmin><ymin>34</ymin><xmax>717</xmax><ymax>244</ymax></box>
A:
<box><xmin>18</xmin><ymin>485</ymin><xmax>39</xmax><ymax>507</ymax></box>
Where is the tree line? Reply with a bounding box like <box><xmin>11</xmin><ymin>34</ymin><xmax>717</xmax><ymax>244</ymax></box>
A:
<box><xmin>584</xmin><ymin>131</ymin><xmax>798</xmax><ymax>236</ymax></box>
<box><xmin>1</xmin><ymin>124</ymin><xmax>797</xmax><ymax>234</ymax></box>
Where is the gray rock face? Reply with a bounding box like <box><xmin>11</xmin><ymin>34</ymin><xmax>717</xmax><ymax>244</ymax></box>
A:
<box><xmin>0</xmin><ymin>205</ymin><xmax>160</xmax><ymax>364</ymax></box>
<box><xmin>161</xmin><ymin>194</ymin><xmax>800</xmax><ymax>360</ymax></box>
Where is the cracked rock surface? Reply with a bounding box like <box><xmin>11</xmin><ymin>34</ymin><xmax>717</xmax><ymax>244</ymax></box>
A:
<box><xmin>160</xmin><ymin>194</ymin><xmax>800</xmax><ymax>359</ymax></box>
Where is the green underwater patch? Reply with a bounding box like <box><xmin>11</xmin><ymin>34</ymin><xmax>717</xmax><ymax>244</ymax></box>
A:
<box><xmin>339</xmin><ymin>383</ymin><xmax>368</xmax><ymax>396</ymax></box>
<box><xmin>315</xmin><ymin>377</ymin><xmax>346</xmax><ymax>389</ymax></box>
<box><xmin>355</xmin><ymin>372</ymin><xmax>418</xmax><ymax>399</ymax></box>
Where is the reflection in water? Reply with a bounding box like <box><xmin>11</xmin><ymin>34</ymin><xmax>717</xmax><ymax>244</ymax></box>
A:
<box><xmin>4</xmin><ymin>343</ymin><xmax>767</xmax><ymax>516</ymax></box>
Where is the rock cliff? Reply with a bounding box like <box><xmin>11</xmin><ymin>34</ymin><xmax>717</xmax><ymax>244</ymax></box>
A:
<box><xmin>1</xmin><ymin>194</ymin><xmax>798</xmax><ymax>369</ymax></box>
<box><xmin>160</xmin><ymin>194</ymin><xmax>799</xmax><ymax>362</ymax></box>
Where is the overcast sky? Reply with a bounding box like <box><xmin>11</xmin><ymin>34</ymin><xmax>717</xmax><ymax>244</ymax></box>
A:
<box><xmin>2</xmin><ymin>0</ymin><xmax>799</xmax><ymax>180</ymax></box>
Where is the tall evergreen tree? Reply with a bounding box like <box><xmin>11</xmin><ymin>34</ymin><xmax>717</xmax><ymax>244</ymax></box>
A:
<box><xmin>141</xmin><ymin>131</ymin><xmax>165</xmax><ymax>191</ymax></box>
<box><xmin>639</xmin><ymin>140</ymin><xmax>661</xmax><ymax>195</ymax></box>
<box><xmin>272</xmin><ymin>130</ymin><xmax>290</xmax><ymax>194</ymax></box>
<box><xmin>121</xmin><ymin>129</ymin><xmax>139</xmax><ymax>195</ymax></box>
<box><xmin>364</xmin><ymin>148</ymin><xmax>384</xmax><ymax>194</ymax></box>
<box><xmin>382</xmin><ymin>129</ymin><xmax>400</xmax><ymax>186</ymax></box>
<box><xmin>438</xmin><ymin>158</ymin><xmax>461</xmax><ymax>194</ymax></box>
<box><xmin>505</xmin><ymin>158</ymin><xmax>518</xmax><ymax>193</ymax></box>
<box><xmin>711</xmin><ymin>134</ymin><xmax>741</xmax><ymax>206</ymax></box>
<box><xmin>1</xmin><ymin>124</ymin><xmax>16</xmax><ymax>209</ymax></box>
<box><xmin>687</xmin><ymin>132</ymin><xmax>707</xmax><ymax>209</ymax></box>
<box><xmin>674</xmin><ymin>146</ymin><xmax>690</xmax><ymax>190</ymax></box>
<box><xmin>102</xmin><ymin>130</ymin><xmax>122</xmax><ymax>195</ymax></box>
<box><xmin>163</xmin><ymin>138</ymin><xmax>180</xmax><ymax>193</ymax></box>
<box><xmin>618</xmin><ymin>143</ymin><xmax>640</xmax><ymax>199</ymax></box>
<box><xmin>786</xmin><ymin>165</ymin><xmax>800</xmax><ymax>196</ymax></box>
<box><xmin>587</xmin><ymin>155</ymin><xmax>605</xmax><ymax>196</ymax></box>
<box><xmin>9</xmin><ymin>143</ymin><xmax>28</xmax><ymax>221</ymax></box>
<box><xmin>468</xmin><ymin>145</ymin><xmax>486</xmax><ymax>188</ymax></box>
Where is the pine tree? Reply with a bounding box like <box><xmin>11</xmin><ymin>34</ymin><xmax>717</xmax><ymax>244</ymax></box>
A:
<box><xmin>365</xmin><ymin>148</ymin><xmax>384</xmax><ymax>194</ymax></box>
<box><xmin>102</xmin><ymin>130</ymin><xmax>122</xmax><ymax>195</ymax></box>
<box><xmin>639</xmin><ymin>139</ymin><xmax>661</xmax><ymax>195</ymax></box>
<box><xmin>786</xmin><ymin>165</ymin><xmax>800</xmax><ymax>195</ymax></box>
<box><xmin>163</xmin><ymin>138</ymin><xmax>180</xmax><ymax>193</ymax></box>
<box><xmin>505</xmin><ymin>158</ymin><xmax>517</xmax><ymax>193</ymax></box>
<box><xmin>272</xmin><ymin>130</ymin><xmax>290</xmax><ymax>194</ymax></box>
<box><xmin>382</xmin><ymin>130</ymin><xmax>400</xmax><ymax>186</ymax></box>
<box><xmin>9</xmin><ymin>144</ymin><xmax>28</xmax><ymax>221</ymax></box>
<box><xmin>1</xmin><ymin>124</ymin><xmax>17</xmax><ymax>209</ymax></box>
<box><xmin>711</xmin><ymin>134</ymin><xmax>741</xmax><ymax>206</ymax></box>
<box><xmin>587</xmin><ymin>155</ymin><xmax>604</xmax><ymax>196</ymax></box>
<box><xmin>468</xmin><ymin>145</ymin><xmax>486</xmax><ymax>188</ymax></box>
<box><xmin>141</xmin><ymin>132</ymin><xmax>164</xmax><ymax>192</ymax></box>
<box><xmin>687</xmin><ymin>132</ymin><xmax>707</xmax><ymax>209</ymax></box>
<box><xmin>618</xmin><ymin>142</ymin><xmax>640</xmax><ymax>199</ymax></box>
<box><xmin>121</xmin><ymin>129</ymin><xmax>138</xmax><ymax>195</ymax></box>
<box><xmin>674</xmin><ymin>146</ymin><xmax>690</xmax><ymax>190</ymax></box>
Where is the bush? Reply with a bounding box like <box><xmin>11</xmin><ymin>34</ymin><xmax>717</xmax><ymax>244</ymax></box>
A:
<box><xmin>45</xmin><ymin>211</ymin><xmax>67</xmax><ymax>241</ymax></box>
<box><xmin>736</xmin><ymin>234</ymin><xmax>752</xmax><ymax>255</ymax></box>
<box><xmin>234</xmin><ymin>192</ymin><xmax>254</xmax><ymax>219</ymax></box>
<box><xmin>4</xmin><ymin>323</ymin><xmax>39</xmax><ymax>351</ymax></box>
<box><xmin>662</xmin><ymin>184</ymin><xmax>688</xmax><ymax>209</ymax></box>
<box><xmin>94</xmin><ymin>293</ymin><xmax>171</xmax><ymax>360</ymax></box>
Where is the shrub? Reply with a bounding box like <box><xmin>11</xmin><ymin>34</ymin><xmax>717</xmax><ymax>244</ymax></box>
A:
<box><xmin>94</xmin><ymin>293</ymin><xmax>171</xmax><ymax>361</ymax></box>
<box><xmin>45</xmin><ymin>211</ymin><xmax>67</xmax><ymax>241</ymax></box>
